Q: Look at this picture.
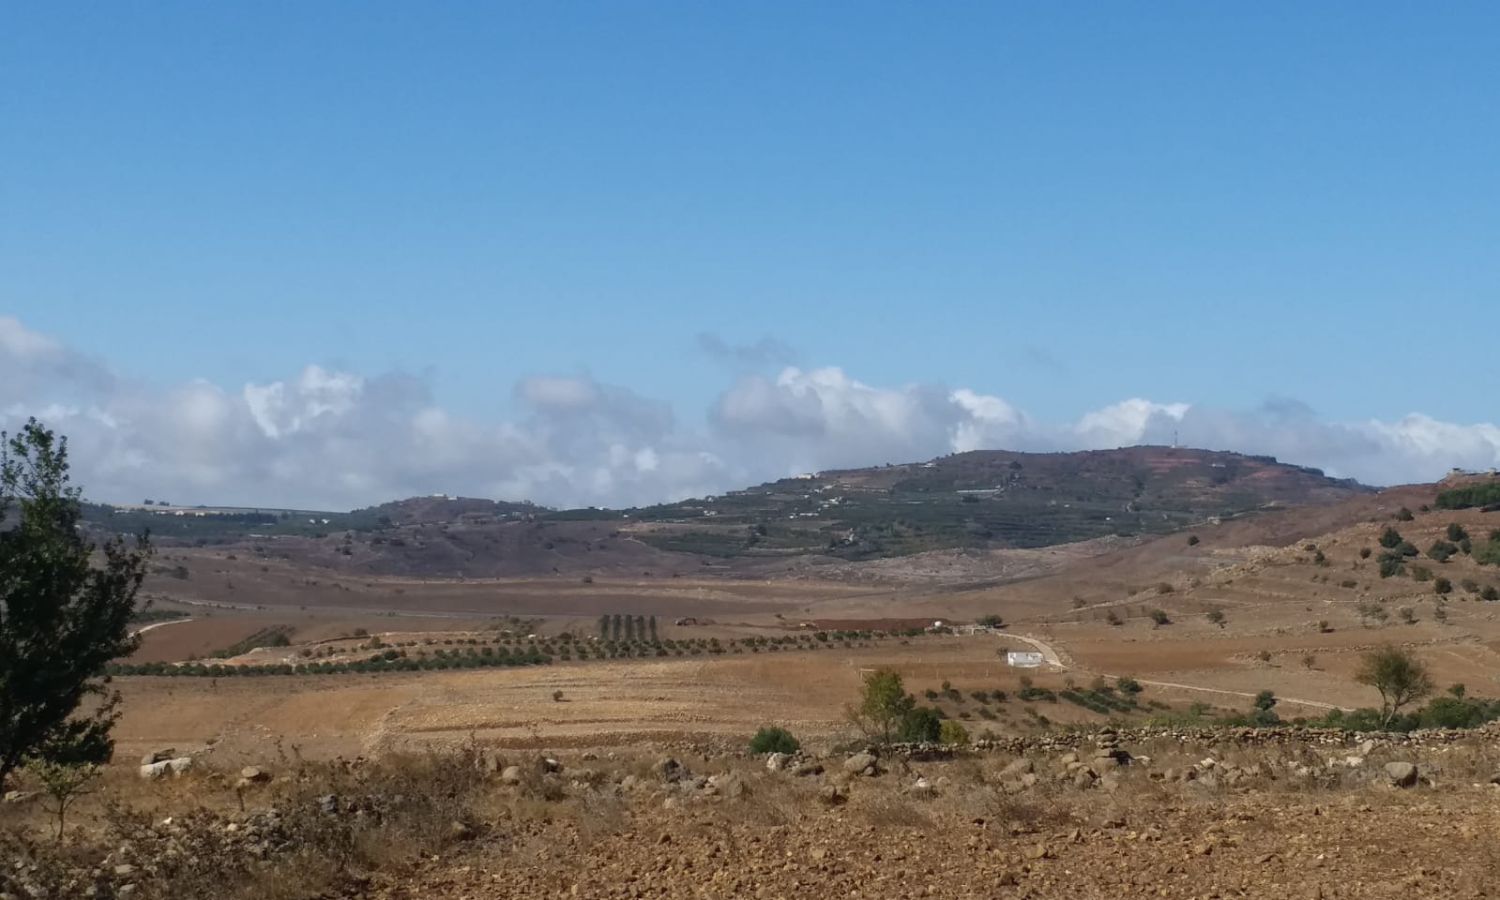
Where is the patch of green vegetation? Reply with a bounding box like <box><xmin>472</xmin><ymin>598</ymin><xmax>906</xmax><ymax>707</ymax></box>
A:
<box><xmin>1436</xmin><ymin>481</ymin><xmax>1500</xmax><ymax>511</ymax></box>
<box><xmin>211</xmin><ymin>626</ymin><xmax>296</xmax><ymax>659</ymax></box>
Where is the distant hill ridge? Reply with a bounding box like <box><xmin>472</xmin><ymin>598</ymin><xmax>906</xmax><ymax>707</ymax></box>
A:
<box><xmin>85</xmin><ymin>446</ymin><xmax>1373</xmax><ymax>574</ymax></box>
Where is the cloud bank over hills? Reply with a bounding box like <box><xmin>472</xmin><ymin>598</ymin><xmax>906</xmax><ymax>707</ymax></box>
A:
<box><xmin>3</xmin><ymin>316</ymin><xmax>1496</xmax><ymax>510</ymax></box>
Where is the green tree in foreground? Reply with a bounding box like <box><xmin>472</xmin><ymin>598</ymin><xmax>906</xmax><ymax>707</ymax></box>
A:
<box><xmin>1355</xmin><ymin>645</ymin><xmax>1433</xmax><ymax>726</ymax></box>
<box><xmin>27</xmin><ymin>759</ymin><xmax>99</xmax><ymax>840</ymax></box>
<box><xmin>0</xmin><ymin>420</ymin><xmax>152</xmax><ymax>790</ymax></box>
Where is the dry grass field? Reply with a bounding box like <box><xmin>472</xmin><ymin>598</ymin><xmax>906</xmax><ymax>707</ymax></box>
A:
<box><xmin>106</xmin><ymin>485</ymin><xmax>1500</xmax><ymax>763</ymax></box>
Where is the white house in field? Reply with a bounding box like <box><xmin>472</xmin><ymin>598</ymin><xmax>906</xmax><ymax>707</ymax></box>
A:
<box><xmin>1005</xmin><ymin>651</ymin><xmax>1044</xmax><ymax>668</ymax></box>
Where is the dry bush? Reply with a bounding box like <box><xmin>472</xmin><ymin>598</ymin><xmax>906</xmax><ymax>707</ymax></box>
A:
<box><xmin>723</xmin><ymin>773</ymin><xmax>807</xmax><ymax>827</ymax></box>
<box><xmin>852</xmin><ymin>791</ymin><xmax>932</xmax><ymax>829</ymax></box>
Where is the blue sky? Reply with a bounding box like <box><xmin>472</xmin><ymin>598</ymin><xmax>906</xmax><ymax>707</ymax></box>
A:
<box><xmin>3</xmin><ymin>3</ymin><xmax>1498</xmax><ymax>507</ymax></box>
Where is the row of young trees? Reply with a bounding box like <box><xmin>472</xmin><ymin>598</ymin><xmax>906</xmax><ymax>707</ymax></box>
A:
<box><xmin>596</xmin><ymin>613</ymin><xmax>658</xmax><ymax>642</ymax></box>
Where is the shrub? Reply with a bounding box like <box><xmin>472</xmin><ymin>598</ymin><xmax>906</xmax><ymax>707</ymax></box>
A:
<box><xmin>898</xmin><ymin>707</ymin><xmax>943</xmax><ymax>743</ymax></box>
<box><xmin>1434</xmin><ymin>576</ymin><xmax>1453</xmax><ymax>595</ymax></box>
<box><xmin>1399</xmin><ymin>607</ymin><xmax>1417</xmax><ymax>624</ymax></box>
<box><xmin>1447</xmin><ymin>523</ymin><xmax>1470</xmax><ymax>542</ymax></box>
<box><xmin>1205</xmin><ymin>609</ymin><xmax>1226</xmax><ymax>627</ymax></box>
<box><xmin>1411</xmin><ymin>565</ymin><xmax>1432</xmax><ymax>582</ymax></box>
<box><xmin>1428</xmin><ymin>540</ymin><xmax>1457</xmax><ymax>563</ymax></box>
<box><xmin>1105</xmin><ymin>610</ymin><xmax>1123</xmax><ymax>626</ymax></box>
<box><xmin>1149</xmin><ymin>609</ymin><xmax>1171</xmax><ymax>626</ymax></box>
<box><xmin>1115</xmin><ymin>676</ymin><xmax>1143</xmax><ymax>695</ymax></box>
<box><xmin>937</xmin><ymin>719</ymin><xmax>970</xmax><ymax>746</ymax></box>
<box><xmin>1187</xmin><ymin>534</ymin><xmax>1200</xmax><ymax>546</ymax></box>
<box><xmin>748</xmin><ymin>726</ymin><xmax>801</xmax><ymax>755</ymax></box>
<box><xmin>1483</xmin><ymin>586</ymin><xmax>1500</xmax><ymax>602</ymax></box>
<box><xmin>1359</xmin><ymin>547</ymin><xmax>1372</xmax><ymax>559</ymax></box>
<box><xmin>1476</xmin><ymin>537</ymin><xmax>1500</xmax><ymax>567</ymax></box>
<box><xmin>1396</xmin><ymin>507</ymin><xmax>1414</xmax><ymax>521</ymax></box>
<box><xmin>1155</xmin><ymin>582</ymin><xmax>1174</xmax><ymax>595</ymax></box>
<box><xmin>1378</xmin><ymin>527</ymin><xmax>1405</xmax><ymax>549</ymax></box>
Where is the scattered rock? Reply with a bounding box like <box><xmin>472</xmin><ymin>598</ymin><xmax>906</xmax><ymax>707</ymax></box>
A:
<box><xmin>706</xmin><ymin>773</ymin><xmax>748</xmax><ymax>799</ymax></box>
<box><xmin>844</xmin><ymin>751</ymin><xmax>879</xmax><ymax>777</ymax></box>
<box><xmin>500</xmin><ymin>766</ymin><xmax>524</xmax><ymax>786</ymax></box>
<box><xmin>658</xmin><ymin>757</ymin><xmax>690</xmax><ymax>783</ymax></box>
<box><xmin>448</xmin><ymin>821</ymin><xmax>477</xmax><ymax>841</ymax></box>
<box><xmin>139</xmin><ymin>757</ymin><xmax>193</xmax><ymax>780</ymax></box>
<box><xmin>240</xmin><ymin>766</ymin><xmax>271</xmax><ymax>783</ymax></box>
<box><xmin>817</xmin><ymin>784</ymin><xmax>848</xmax><ymax>806</ymax></box>
<box><xmin>1385</xmin><ymin>762</ymin><xmax>1419</xmax><ymax>788</ymax></box>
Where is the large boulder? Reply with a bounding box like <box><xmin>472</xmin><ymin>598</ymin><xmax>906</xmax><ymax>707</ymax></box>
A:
<box><xmin>139</xmin><ymin>757</ymin><xmax>194</xmax><ymax>780</ymax></box>
<box><xmin>500</xmin><ymin>765</ymin><xmax>524</xmax><ymax>786</ymax></box>
<box><xmin>1385</xmin><ymin>762</ymin><xmax>1419</xmax><ymax>788</ymax></box>
<box><xmin>766</xmin><ymin>752</ymin><xmax>791</xmax><ymax>772</ymax></box>
<box><xmin>1001</xmin><ymin>758</ymin><xmax>1034</xmax><ymax>777</ymax></box>
<box><xmin>141</xmin><ymin>748</ymin><xmax>177</xmax><ymax>766</ymax></box>
<box><xmin>843</xmin><ymin>751</ymin><xmax>879</xmax><ymax>777</ymax></box>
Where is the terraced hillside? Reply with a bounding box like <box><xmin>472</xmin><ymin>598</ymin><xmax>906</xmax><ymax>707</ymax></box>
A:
<box><xmin>619</xmin><ymin>446</ymin><xmax>1370</xmax><ymax>559</ymax></box>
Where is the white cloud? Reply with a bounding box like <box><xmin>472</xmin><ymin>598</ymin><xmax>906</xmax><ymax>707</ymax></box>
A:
<box><xmin>1073</xmin><ymin>398</ymin><xmax>1190</xmax><ymax>448</ymax></box>
<box><xmin>1</xmin><ymin>318</ymin><xmax>1497</xmax><ymax>509</ymax></box>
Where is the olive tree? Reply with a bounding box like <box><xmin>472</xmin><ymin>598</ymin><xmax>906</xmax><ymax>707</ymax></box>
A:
<box><xmin>1355</xmin><ymin>645</ymin><xmax>1433</xmax><ymax>725</ymax></box>
<box><xmin>0</xmin><ymin>420</ymin><xmax>152</xmax><ymax>790</ymax></box>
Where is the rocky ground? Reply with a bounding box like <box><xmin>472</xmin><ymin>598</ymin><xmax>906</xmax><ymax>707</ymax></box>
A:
<box><xmin>5</xmin><ymin>727</ymin><xmax>1500</xmax><ymax>899</ymax></box>
<box><xmin>391</xmin><ymin>794</ymin><xmax>1500</xmax><ymax>899</ymax></box>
